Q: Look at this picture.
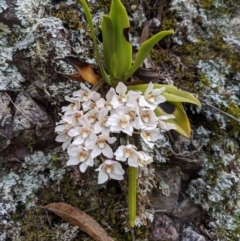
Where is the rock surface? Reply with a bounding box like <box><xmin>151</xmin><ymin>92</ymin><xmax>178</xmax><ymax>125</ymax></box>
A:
<box><xmin>152</xmin><ymin>166</ymin><xmax>181</xmax><ymax>212</ymax></box>
<box><xmin>182</xmin><ymin>227</ymin><xmax>206</xmax><ymax>241</ymax></box>
<box><xmin>172</xmin><ymin>198</ymin><xmax>203</xmax><ymax>220</ymax></box>
<box><xmin>150</xmin><ymin>214</ymin><xmax>179</xmax><ymax>241</ymax></box>
<box><xmin>0</xmin><ymin>93</ymin><xmax>13</xmax><ymax>151</ymax></box>
<box><xmin>12</xmin><ymin>92</ymin><xmax>54</xmax><ymax>147</ymax></box>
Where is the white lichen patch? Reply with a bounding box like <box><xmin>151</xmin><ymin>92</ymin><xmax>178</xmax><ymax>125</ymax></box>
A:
<box><xmin>0</xmin><ymin>151</ymin><xmax>66</xmax><ymax>240</ymax></box>
<box><xmin>15</xmin><ymin>0</ymin><xmax>50</xmax><ymax>27</ymax></box>
<box><xmin>141</xmin><ymin>134</ymin><xmax>171</xmax><ymax>163</ymax></box>
<box><xmin>187</xmin><ymin>129</ymin><xmax>240</xmax><ymax>240</ymax></box>
<box><xmin>169</xmin><ymin>1</ymin><xmax>240</xmax><ymax>239</ymax></box>
<box><xmin>0</xmin><ymin>0</ymin><xmax>7</xmax><ymax>13</ymax></box>
<box><xmin>0</xmin><ymin>35</ymin><xmax>25</xmax><ymax>91</ymax></box>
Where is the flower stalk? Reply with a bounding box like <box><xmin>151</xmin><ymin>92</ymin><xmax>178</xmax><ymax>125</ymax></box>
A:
<box><xmin>128</xmin><ymin>166</ymin><xmax>137</xmax><ymax>227</ymax></box>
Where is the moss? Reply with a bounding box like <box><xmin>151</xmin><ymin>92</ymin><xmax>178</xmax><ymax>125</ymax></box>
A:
<box><xmin>161</xmin><ymin>17</ymin><xmax>176</xmax><ymax>30</ymax></box>
<box><xmin>52</xmin><ymin>3</ymin><xmax>83</xmax><ymax>29</ymax></box>
<box><xmin>9</xmin><ymin>169</ymin><xmax>151</xmax><ymax>241</ymax></box>
<box><xmin>221</xmin><ymin>103</ymin><xmax>240</xmax><ymax>137</ymax></box>
<box><xmin>199</xmin><ymin>74</ymin><xmax>211</xmax><ymax>87</ymax></box>
<box><xmin>199</xmin><ymin>0</ymin><xmax>213</xmax><ymax>9</ymax></box>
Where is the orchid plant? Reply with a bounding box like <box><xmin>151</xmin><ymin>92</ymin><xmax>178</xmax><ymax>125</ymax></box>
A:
<box><xmin>55</xmin><ymin>0</ymin><xmax>201</xmax><ymax>228</ymax></box>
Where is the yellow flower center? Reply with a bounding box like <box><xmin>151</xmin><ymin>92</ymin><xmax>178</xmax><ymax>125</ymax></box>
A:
<box><xmin>79</xmin><ymin>152</ymin><xmax>88</xmax><ymax>161</ymax></box>
<box><xmin>141</xmin><ymin>113</ymin><xmax>150</xmax><ymax>123</ymax></box>
<box><xmin>119</xmin><ymin>119</ymin><xmax>128</xmax><ymax>128</ymax></box>
<box><xmin>104</xmin><ymin>164</ymin><xmax>112</xmax><ymax>173</ymax></box>
<box><xmin>81</xmin><ymin>129</ymin><xmax>89</xmax><ymax>138</ymax></box>
<box><xmin>82</xmin><ymin>91</ymin><xmax>89</xmax><ymax>101</ymax></box>
<box><xmin>124</xmin><ymin>148</ymin><xmax>132</xmax><ymax>158</ymax></box>
<box><xmin>147</xmin><ymin>94</ymin><xmax>155</xmax><ymax>103</ymax></box>
<box><xmin>120</xmin><ymin>94</ymin><xmax>127</xmax><ymax>102</ymax></box>
<box><xmin>97</xmin><ymin>139</ymin><xmax>106</xmax><ymax>148</ymax></box>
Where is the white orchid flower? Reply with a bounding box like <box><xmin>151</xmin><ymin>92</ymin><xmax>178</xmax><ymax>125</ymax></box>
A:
<box><xmin>158</xmin><ymin>114</ymin><xmax>177</xmax><ymax>131</ymax></box>
<box><xmin>55</xmin><ymin>115</ymin><xmax>75</xmax><ymax>132</ymax></box>
<box><xmin>67</xmin><ymin>145</ymin><xmax>94</xmax><ymax>172</ymax></box>
<box><xmin>115</xmin><ymin>105</ymin><xmax>141</xmax><ymax>130</ymax></box>
<box><xmin>87</xmin><ymin>134</ymin><xmax>116</xmax><ymax>158</ymax></box>
<box><xmin>68</xmin><ymin>116</ymin><xmax>96</xmax><ymax>146</ymax></box>
<box><xmin>62</xmin><ymin>96</ymin><xmax>81</xmax><ymax>115</ymax></box>
<box><xmin>70</xmin><ymin>110</ymin><xmax>84</xmax><ymax>125</ymax></box>
<box><xmin>111</xmin><ymin>82</ymin><xmax>140</xmax><ymax>109</ymax></box>
<box><xmin>85</xmin><ymin>107</ymin><xmax>99</xmax><ymax>124</ymax></box>
<box><xmin>139</xmin><ymin>108</ymin><xmax>158</xmax><ymax>128</ymax></box>
<box><xmin>139</xmin><ymin>82</ymin><xmax>166</xmax><ymax>110</ymax></box>
<box><xmin>107</xmin><ymin>113</ymin><xmax>133</xmax><ymax>136</ymax></box>
<box><xmin>55</xmin><ymin>131</ymin><xmax>72</xmax><ymax>151</ymax></box>
<box><xmin>94</xmin><ymin>107</ymin><xmax>110</xmax><ymax>134</ymax></box>
<box><xmin>96</xmin><ymin>160</ymin><xmax>125</xmax><ymax>184</ymax></box>
<box><xmin>114</xmin><ymin>144</ymin><xmax>139</xmax><ymax>167</ymax></box>
<box><xmin>104</xmin><ymin>87</ymin><xmax>116</xmax><ymax>111</ymax></box>
<box><xmin>82</xmin><ymin>91</ymin><xmax>101</xmax><ymax>111</ymax></box>
<box><xmin>72</xmin><ymin>83</ymin><xmax>92</xmax><ymax>102</ymax></box>
<box><xmin>140</xmin><ymin>127</ymin><xmax>162</xmax><ymax>148</ymax></box>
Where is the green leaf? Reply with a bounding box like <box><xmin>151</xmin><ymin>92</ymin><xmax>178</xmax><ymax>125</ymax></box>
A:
<box><xmin>155</xmin><ymin>103</ymin><xmax>191</xmax><ymax>138</ymax></box>
<box><xmin>127</xmin><ymin>83</ymin><xmax>201</xmax><ymax>106</ymax></box>
<box><xmin>161</xmin><ymin>85</ymin><xmax>201</xmax><ymax>107</ymax></box>
<box><xmin>123</xmin><ymin>30</ymin><xmax>174</xmax><ymax>81</ymax></box>
<box><xmin>109</xmin><ymin>0</ymin><xmax>132</xmax><ymax>78</ymax></box>
<box><xmin>128</xmin><ymin>166</ymin><xmax>137</xmax><ymax>227</ymax></box>
<box><xmin>79</xmin><ymin>0</ymin><xmax>112</xmax><ymax>86</ymax></box>
<box><xmin>101</xmin><ymin>16</ymin><xmax>115</xmax><ymax>76</ymax></box>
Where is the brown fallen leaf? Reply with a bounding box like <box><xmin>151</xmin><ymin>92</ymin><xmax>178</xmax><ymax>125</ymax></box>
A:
<box><xmin>56</xmin><ymin>56</ymin><xmax>101</xmax><ymax>85</ymax></box>
<box><xmin>43</xmin><ymin>202</ymin><xmax>114</xmax><ymax>241</ymax></box>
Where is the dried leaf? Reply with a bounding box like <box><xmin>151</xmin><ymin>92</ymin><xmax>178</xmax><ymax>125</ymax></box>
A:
<box><xmin>140</xmin><ymin>21</ymin><xmax>150</xmax><ymax>44</ymax></box>
<box><xmin>56</xmin><ymin>56</ymin><xmax>101</xmax><ymax>85</ymax></box>
<box><xmin>133</xmin><ymin>67</ymin><xmax>159</xmax><ymax>82</ymax></box>
<box><xmin>43</xmin><ymin>202</ymin><xmax>114</xmax><ymax>241</ymax></box>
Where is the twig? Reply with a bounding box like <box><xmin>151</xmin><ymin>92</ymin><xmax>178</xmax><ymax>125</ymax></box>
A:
<box><xmin>113</xmin><ymin>208</ymin><xmax>128</xmax><ymax>212</ymax></box>
<box><xmin>203</xmin><ymin>100</ymin><xmax>240</xmax><ymax>123</ymax></box>
<box><xmin>170</xmin><ymin>143</ymin><xmax>203</xmax><ymax>157</ymax></box>
<box><xmin>5</xmin><ymin>92</ymin><xmax>33</xmax><ymax>123</ymax></box>
<box><xmin>84</xmin><ymin>206</ymin><xmax>99</xmax><ymax>212</ymax></box>
<box><xmin>44</xmin><ymin>209</ymin><xmax>52</xmax><ymax>228</ymax></box>
<box><xmin>146</xmin><ymin>209</ymin><xmax>167</xmax><ymax>213</ymax></box>
<box><xmin>130</xmin><ymin>229</ymin><xmax>135</xmax><ymax>241</ymax></box>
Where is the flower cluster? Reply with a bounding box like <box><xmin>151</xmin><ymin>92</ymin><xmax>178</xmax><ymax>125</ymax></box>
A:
<box><xmin>55</xmin><ymin>82</ymin><xmax>176</xmax><ymax>184</ymax></box>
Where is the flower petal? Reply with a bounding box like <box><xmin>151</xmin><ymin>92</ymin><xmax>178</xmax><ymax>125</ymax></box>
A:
<box><xmin>67</xmin><ymin>157</ymin><xmax>80</xmax><ymax>166</ymax></box>
<box><xmin>98</xmin><ymin>170</ymin><xmax>108</xmax><ymax>184</ymax></box>
<box><xmin>102</xmin><ymin>145</ymin><xmax>114</xmax><ymax>158</ymax></box>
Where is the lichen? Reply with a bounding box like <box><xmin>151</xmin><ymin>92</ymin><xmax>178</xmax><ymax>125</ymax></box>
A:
<box><xmin>0</xmin><ymin>0</ymin><xmax>7</xmax><ymax>13</ymax></box>
<box><xmin>163</xmin><ymin>0</ymin><xmax>240</xmax><ymax>239</ymax></box>
<box><xmin>1</xmin><ymin>0</ymin><xmax>240</xmax><ymax>240</ymax></box>
<box><xmin>0</xmin><ymin>151</ymin><xmax>66</xmax><ymax>239</ymax></box>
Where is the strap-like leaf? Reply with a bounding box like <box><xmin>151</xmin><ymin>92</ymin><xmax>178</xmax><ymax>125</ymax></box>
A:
<box><xmin>101</xmin><ymin>16</ymin><xmax>115</xmax><ymax>76</ymax></box>
<box><xmin>127</xmin><ymin>83</ymin><xmax>201</xmax><ymax>106</ymax></box>
<box><xmin>123</xmin><ymin>30</ymin><xmax>174</xmax><ymax>81</ymax></box>
<box><xmin>110</xmin><ymin>0</ymin><xmax>132</xmax><ymax>78</ymax></box>
<box><xmin>79</xmin><ymin>0</ymin><xmax>112</xmax><ymax>86</ymax></box>
<box><xmin>155</xmin><ymin>103</ymin><xmax>191</xmax><ymax>138</ymax></box>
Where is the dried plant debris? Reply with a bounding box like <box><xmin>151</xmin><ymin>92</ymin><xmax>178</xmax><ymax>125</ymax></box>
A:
<box><xmin>44</xmin><ymin>202</ymin><xmax>114</xmax><ymax>241</ymax></box>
